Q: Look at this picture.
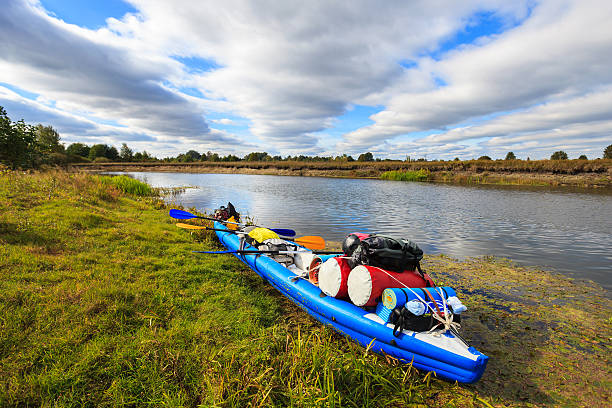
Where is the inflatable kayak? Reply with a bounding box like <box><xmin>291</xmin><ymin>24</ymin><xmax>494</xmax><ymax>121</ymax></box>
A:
<box><xmin>214</xmin><ymin>222</ymin><xmax>488</xmax><ymax>383</ymax></box>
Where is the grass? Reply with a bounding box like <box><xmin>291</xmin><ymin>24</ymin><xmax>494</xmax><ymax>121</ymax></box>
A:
<box><xmin>1</xmin><ymin>169</ymin><xmax>610</xmax><ymax>406</ymax></box>
<box><xmin>99</xmin><ymin>175</ymin><xmax>154</xmax><ymax>196</ymax></box>
<box><xmin>380</xmin><ymin>170</ymin><xmax>430</xmax><ymax>182</ymax></box>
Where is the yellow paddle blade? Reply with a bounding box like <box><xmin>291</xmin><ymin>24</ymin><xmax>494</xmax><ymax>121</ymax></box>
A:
<box><xmin>176</xmin><ymin>223</ymin><xmax>207</xmax><ymax>230</ymax></box>
<box><xmin>294</xmin><ymin>236</ymin><xmax>326</xmax><ymax>250</ymax></box>
<box><xmin>226</xmin><ymin>216</ymin><xmax>239</xmax><ymax>231</ymax></box>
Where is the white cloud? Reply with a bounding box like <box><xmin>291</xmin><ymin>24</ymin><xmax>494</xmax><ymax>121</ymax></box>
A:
<box><xmin>341</xmin><ymin>0</ymin><xmax>612</xmax><ymax>157</ymax></box>
<box><xmin>0</xmin><ymin>0</ymin><xmax>610</xmax><ymax>158</ymax></box>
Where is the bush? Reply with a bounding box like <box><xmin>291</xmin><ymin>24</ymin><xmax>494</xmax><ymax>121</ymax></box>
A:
<box><xmin>93</xmin><ymin>157</ymin><xmax>111</xmax><ymax>163</ymax></box>
<box><xmin>478</xmin><ymin>156</ymin><xmax>492</xmax><ymax>160</ymax></box>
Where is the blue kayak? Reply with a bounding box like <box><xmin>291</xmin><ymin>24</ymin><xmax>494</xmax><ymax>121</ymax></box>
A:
<box><xmin>214</xmin><ymin>222</ymin><xmax>488</xmax><ymax>383</ymax></box>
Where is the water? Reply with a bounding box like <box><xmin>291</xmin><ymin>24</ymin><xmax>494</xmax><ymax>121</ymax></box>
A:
<box><xmin>126</xmin><ymin>172</ymin><xmax>612</xmax><ymax>291</ymax></box>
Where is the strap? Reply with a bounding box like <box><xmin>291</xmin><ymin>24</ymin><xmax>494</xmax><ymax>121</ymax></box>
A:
<box><xmin>421</xmin><ymin>288</ymin><xmax>443</xmax><ymax>316</ymax></box>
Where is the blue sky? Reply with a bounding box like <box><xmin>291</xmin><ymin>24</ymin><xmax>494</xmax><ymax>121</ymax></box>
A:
<box><xmin>39</xmin><ymin>0</ymin><xmax>136</xmax><ymax>29</ymax></box>
<box><xmin>1</xmin><ymin>0</ymin><xmax>611</xmax><ymax>159</ymax></box>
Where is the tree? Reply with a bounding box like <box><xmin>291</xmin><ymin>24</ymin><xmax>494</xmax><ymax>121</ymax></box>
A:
<box><xmin>89</xmin><ymin>144</ymin><xmax>108</xmax><ymax>161</ymax></box>
<box><xmin>604</xmin><ymin>144</ymin><xmax>612</xmax><ymax>159</ymax></box>
<box><xmin>184</xmin><ymin>150</ymin><xmax>201</xmax><ymax>161</ymax></box>
<box><xmin>35</xmin><ymin>124</ymin><xmax>64</xmax><ymax>154</ymax></box>
<box><xmin>0</xmin><ymin>106</ymin><xmax>38</xmax><ymax>168</ymax></box>
<box><xmin>244</xmin><ymin>152</ymin><xmax>269</xmax><ymax>161</ymax></box>
<box><xmin>453</xmin><ymin>157</ymin><xmax>460</xmax><ymax>161</ymax></box>
<box><xmin>550</xmin><ymin>151</ymin><xmax>568</xmax><ymax>160</ymax></box>
<box><xmin>505</xmin><ymin>151</ymin><xmax>516</xmax><ymax>160</ymax></box>
<box><xmin>106</xmin><ymin>146</ymin><xmax>119</xmax><ymax>161</ymax></box>
<box><xmin>357</xmin><ymin>152</ymin><xmax>374</xmax><ymax>162</ymax></box>
<box><xmin>478</xmin><ymin>155</ymin><xmax>492</xmax><ymax>160</ymax></box>
<box><xmin>66</xmin><ymin>143</ymin><xmax>90</xmax><ymax>158</ymax></box>
<box><xmin>578</xmin><ymin>154</ymin><xmax>587</xmax><ymax>160</ymax></box>
<box><xmin>120</xmin><ymin>143</ymin><xmax>133</xmax><ymax>162</ymax></box>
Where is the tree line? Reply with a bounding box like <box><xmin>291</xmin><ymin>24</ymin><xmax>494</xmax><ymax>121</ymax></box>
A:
<box><xmin>2</xmin><ymin>106</ymin><xmax>611</xmax><ymax>169</ymax></box>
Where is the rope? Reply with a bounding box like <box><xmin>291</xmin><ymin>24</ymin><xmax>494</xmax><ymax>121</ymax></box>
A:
<box><xmin>366</xmin><ymin>265</ymin><xmax>460</xmax><ymax>335</ymax></box>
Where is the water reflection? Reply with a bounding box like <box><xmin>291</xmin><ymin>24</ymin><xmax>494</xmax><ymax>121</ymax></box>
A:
<box><xmin>124</xmin><ymin>172</ymin><xmax>612</xmax><ymax>291</ymax></box>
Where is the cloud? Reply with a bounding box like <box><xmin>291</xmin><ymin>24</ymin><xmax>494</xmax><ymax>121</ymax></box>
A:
<box><xmin>110</xmin><ymin>0</ymin><xmax>529</xmax><ymax>151</ymax></box>
<box><xmin>210</xmin><ymin>118</ymin><xmax>235</xmax><ymax>125</ymax></box>
<box><xmin>341</xmin><ymin>0</ymin><xmax>612</xmax><ymax>155</ymax></box>
<box><xmin>0</xmin><ymin>0</ymin><xmax>211</xmax><ymax>145</ymax></box>
<box><xmin>1</xmin><ymin>0</ymin><xmax>610</xmax><ymax>159</ymax></box>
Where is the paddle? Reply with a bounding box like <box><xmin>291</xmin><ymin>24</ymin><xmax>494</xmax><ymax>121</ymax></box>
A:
<box><xmin>175</xmin><ymin>223</ymin><xmax>326</xmax><ymax>250</ymax></box>
<box><xmin>169</xmin><ymin>209</ymin><xmax>296</xmax><ymax>237</ymax></box>
<box><xmin>193</xmin><ymin>249</ymin><xmax>343</xmax><ymax>255</ymax></box>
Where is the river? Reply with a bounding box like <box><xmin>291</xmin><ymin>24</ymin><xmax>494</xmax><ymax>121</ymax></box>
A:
<box><xmin>123</xmin><ymin>172</ymin><xmax>612</xmax><ymax>291</ymax></box>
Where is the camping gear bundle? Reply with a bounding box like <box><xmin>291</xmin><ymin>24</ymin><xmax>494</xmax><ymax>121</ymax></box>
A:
<box><xmin>316</xmin><ymin>233</ymin><xmax>466</xmax><ymax>334</ymax></box>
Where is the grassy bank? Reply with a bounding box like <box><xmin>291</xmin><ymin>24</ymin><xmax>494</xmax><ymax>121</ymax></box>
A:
<box><xmin>1</xmin><ymin>171</ymin><xmax>610</xmax><ymax>406</ymax></box>
<box><xmin>72</xmin><ymin>158</ymin><xmax>612</xmax><ymax>188</ymax></box>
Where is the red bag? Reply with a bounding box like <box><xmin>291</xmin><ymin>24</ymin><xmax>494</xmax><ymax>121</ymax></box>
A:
<box><xmin>347</xmin><ymin>265</ymin><xmax>433</xmax><ymax>307</ymax></box>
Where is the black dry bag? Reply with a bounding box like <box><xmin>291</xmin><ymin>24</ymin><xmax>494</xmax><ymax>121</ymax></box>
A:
<box><xmin>350</xmin><ymin>235</ymin><xmax>423</xmax><ymax>273</ymax></box>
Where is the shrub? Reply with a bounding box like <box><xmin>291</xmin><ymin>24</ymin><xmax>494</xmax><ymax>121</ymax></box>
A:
<box><xmin>478</xmin><ymin>156</ymin><xmax>492</xmax><ymax>160</ymax></box>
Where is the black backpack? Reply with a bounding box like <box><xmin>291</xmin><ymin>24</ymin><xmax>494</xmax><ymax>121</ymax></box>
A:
<box><xmin>350</xmin><ymin>235</ymin><xmax>424</xmax><ymax>273</ymax></box>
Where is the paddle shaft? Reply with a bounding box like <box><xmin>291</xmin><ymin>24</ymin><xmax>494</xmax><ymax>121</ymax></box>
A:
<box><xmin>194</xmin><ymin>250</ymin><xmax>343</xmax><ymax>255</ymax></box>
<box><xmin>177</xmin><ymin>224</ymin><xmax>295</xmax><ymax>240</ymax></box>
<box><xmin>169</xmin><ymin>209</ymin><xmax>295</xmax><ymax>237</ymax></box>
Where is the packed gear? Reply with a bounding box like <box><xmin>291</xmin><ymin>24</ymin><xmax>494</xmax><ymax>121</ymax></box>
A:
<box><xmin>342</xmin><ymin>233</ymin><xmax>370</xmax><ymax>256</ymax></box>
<box><xmin>347</xmin><ymin>265</ymin><xmax>433</xmax><ymax>306</ymax></box>
<box><xmin>214</xmin><ymin>202</ymin><xmax>240</xmax><ymax>222</ymax></box>
<box><xmin>350</xmin><ymin>235</ymin><xmax>424</xmax><ymax>273</ymax></box>
<box><xmin>318</xmin><ymin>257</ymin><xmax>352</xmax><ymax>298</ymax></box>
<box><xmin>382</xmin><ymin>287</ymin><xmax>465</xmax><ymax>336</ymax></box>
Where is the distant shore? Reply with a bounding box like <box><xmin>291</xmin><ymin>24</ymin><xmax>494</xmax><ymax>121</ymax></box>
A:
<box><xmin>72</xmin><ymin>159</ymin><xmax>612</xmax><ymax>188</ymax></box>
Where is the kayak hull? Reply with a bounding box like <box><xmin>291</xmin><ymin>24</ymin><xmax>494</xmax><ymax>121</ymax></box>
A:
<box><xmin>214</xmin><ymin>222</ymin><xmax>488</xmax><ymax>383</ymax></box>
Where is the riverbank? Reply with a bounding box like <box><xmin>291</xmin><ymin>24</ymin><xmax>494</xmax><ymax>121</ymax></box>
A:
<box><xmin>71</xmin><ymin>159</ymin><xmax>612</xmax><ymax>188</ymax></box>
<box><xmin>1</xmin><ymin>171</ymin><xmax>610</xmax><ymax>406</ymax></box>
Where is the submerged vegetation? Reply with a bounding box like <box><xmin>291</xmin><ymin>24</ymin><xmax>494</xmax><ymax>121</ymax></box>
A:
<box><xmin>1</xmin><ymin>170</ymin><xmax>610</xmax><ymax>406</ymax></box>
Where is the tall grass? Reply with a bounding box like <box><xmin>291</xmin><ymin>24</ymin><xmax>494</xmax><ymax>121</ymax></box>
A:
<box><xmin>100</xmin><ymin>175</ymin><xmax>154</xmax><ymax>196</ymax></box>
<box><xmin>380</xmin><ymin>169</ymin><xmax>430</xmax><ymax>182</ymax></box>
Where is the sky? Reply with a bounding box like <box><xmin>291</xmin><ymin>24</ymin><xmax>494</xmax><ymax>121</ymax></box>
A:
<box><xmin>1</xmin><ymin>0</ymin><xmax>611</xmax><ymax>160</ymax></box>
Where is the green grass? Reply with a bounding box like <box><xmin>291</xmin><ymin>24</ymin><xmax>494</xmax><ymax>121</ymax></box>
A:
<box><xmin>1</xmin><ymin>170</ymin><xmax>610</xmax><ymax>407</ymax></box>
<box><xmin>99</xmin><ymin>175</ymin><xmax>154</xmax><ymax>196</ymax></box>
<box><xmin>380</xmin><ymin>169</ymin><xmax>431</xmax><ymax>182</ymax></box>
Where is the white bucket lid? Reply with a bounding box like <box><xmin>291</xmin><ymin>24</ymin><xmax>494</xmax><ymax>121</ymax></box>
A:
<box><xmin>347</xmin><ymin>265</ymin><xmax>373</xmax><ymax>306</ymax></box>
<box><xmin>318</xmin><ymin>258</ymin><xmax>343</xmax><ymax>297</ymax></box>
